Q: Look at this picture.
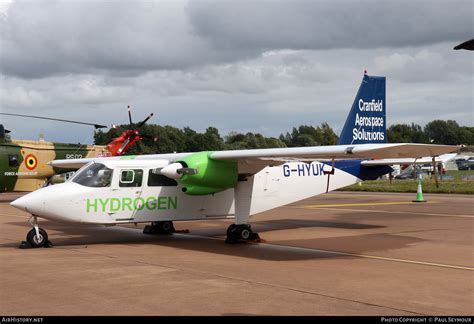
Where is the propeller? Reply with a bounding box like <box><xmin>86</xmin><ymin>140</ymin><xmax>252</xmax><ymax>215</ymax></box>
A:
<box><xmin>177</xmin><ymin>167</ymin><xmax>198</xmax><ymax>175</ymax></box>
<box><xmin>0</xmin><ymin>112</ymin><xmax>107</xmax><ymax>129</ymax></box>
<box><xmin>160</xmin><ymin>163</ymin><xmax>198</xmax><ymax>179</ymax></box>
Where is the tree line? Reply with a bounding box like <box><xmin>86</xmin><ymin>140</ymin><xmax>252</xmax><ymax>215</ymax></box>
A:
<box><xmin>94</xmin><ymin>119</ymin><xmax>474</xmax><ymax>154</ymax></box>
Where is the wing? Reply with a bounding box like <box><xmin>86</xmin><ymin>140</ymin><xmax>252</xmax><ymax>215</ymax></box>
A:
<box><xmin>50</xmin><ymin>143</ymin><xmax>459</xmax><ymax>174</ymax></box>
<box><xmin>211</xmin><ymin>144</ymin><xmax>458</xmax><ymax>161</ymax></box>
<box><xmin>210</xmin><ymin>143</ymin><xmax>459</xmax><ymax>172</ymax></box>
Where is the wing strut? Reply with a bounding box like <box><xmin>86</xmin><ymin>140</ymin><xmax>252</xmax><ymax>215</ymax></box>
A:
<box><xmin>432</xmin><ymin>157</ymin><xmax>439</xmax><ymax>188</ymax></box>
<box><xmin>324</xmin><ymin>158</ymin><xmax>335</xmax><ymax>193</ymax></box>
<box><xmin>412</xmin><ymin>158</ymin><xmax>418</xmax><ymax>178</ymax></box>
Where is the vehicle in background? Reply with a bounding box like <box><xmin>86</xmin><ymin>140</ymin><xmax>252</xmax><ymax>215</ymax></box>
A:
<box><xmin>456</xmin><ymin>157</ymin><xmax>474</xmax><ymax>170</ymax></box>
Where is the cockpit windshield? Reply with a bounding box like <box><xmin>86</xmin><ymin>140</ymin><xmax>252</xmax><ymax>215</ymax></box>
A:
<box><xmin>71</xmin><ymin>163</ymin><xmax>113</xmax><ymax>188</ymax></box>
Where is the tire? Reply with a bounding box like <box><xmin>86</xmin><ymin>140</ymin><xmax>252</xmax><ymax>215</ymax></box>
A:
<box><xmin>226</xmin><ymin>224</ymin><xmax>238</xmax><ymax>236</ymax></box>
<box><xmin>26</xmin><ymin>228</ymin><xmax>48</xmax><ymax>248</ymax></box>
<box><xmin>235</xmin><ymin>224</ymin><xmax>252</xmax><ymax>240</ymax></box>
<box><xmin>160</xmin><ymin>221</ymin><xmax>174</xmax><ymax>234</ymax></box>
<box><xmin>239</xmin><ymin>228</ymin><xmax>251</xmax><ymax>240</ymax></box>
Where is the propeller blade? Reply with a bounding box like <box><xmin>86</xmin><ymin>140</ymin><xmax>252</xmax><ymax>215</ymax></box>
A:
<box><xmin>0</xmin><ymin>113</ymin><xmax>107</xmax><ymax>129</ymax></box>
<box><xmin>138</xmin><ymin>113</ymin><xmax>154</xmax><ymax>128</ymax></box>
<box><xmin>151</xmin><ymin>168</ymin><xmax>163</xmax><ymax>175</ymax></box>
<box><xmin>177</xmin><ymin>168</ymin><xmax>198</xmax><ymax>176</ymax></box>
<box><xmin>4</xmin><ymin>129</ymin><xmax>11</xmax><ymax>133</ymax></box>
<box><xmin>128</xmin><ymin>105</ymin><xmax>133</xmax><ymax>125</ymax></box>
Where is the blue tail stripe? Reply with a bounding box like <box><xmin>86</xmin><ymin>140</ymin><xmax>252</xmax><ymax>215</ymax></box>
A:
<box><xmin>338</xmin><ymin>74</ymin><xmax>386</xmax><ymax>145</ymax></box>
<box><xmin>323</xmin><ymin>160</ymin><xmax>393</xmax><ymax>181</ymax></box>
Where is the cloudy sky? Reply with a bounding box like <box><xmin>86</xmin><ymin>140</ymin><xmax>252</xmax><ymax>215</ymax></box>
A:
<box><xmin>0</xmin><ymin>0</ymin><xmax>472</xmax><ymax>144</ymax></box>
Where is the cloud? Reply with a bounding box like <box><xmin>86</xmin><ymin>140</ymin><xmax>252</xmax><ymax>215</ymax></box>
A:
<box><xmin>1</xmin><ymin>0</ymin><xmax>471</xmax><ymax>79</ymax></box>
<box><xmin>0</xmin><ymin>1</ymin><xmax>472</xmax><ymax>143</ymax></box>
<box><xmin>374</xmin><ymin>50</ymin><xmax>448</xmax><ymax>82</ymax></box>
<box><xmin>187</xmin><ymin>0</ymin><xmax>472</xmax><ymax>50</ymax></box>
<box><xmin>0</xmin><ymin>0</ymin><xmax>249</xmax><ymax>78</ymax></box>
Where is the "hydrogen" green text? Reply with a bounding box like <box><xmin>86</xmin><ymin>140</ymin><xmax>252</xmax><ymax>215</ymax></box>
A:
<box><xmin>86</xmin><ymin>196</ymin><xmax>178</xmax><ymax>213</ymax></box>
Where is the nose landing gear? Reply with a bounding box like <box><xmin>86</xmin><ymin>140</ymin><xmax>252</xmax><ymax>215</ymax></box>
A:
<box><xmin>19</xmin><ymin>216</ymin><xmax>53</xmax><ymax>249</ymax></box>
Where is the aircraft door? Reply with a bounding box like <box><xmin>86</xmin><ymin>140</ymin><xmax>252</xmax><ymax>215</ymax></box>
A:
<box><xmin>110</xmin><ymin>168</ymin><xmax>144</xmax><ymax>222</ymax></box>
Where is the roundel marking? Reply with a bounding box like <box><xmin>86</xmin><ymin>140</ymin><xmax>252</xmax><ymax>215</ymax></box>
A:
<box><xmin>25</xmin><ymin>154</ymin><xmax>38</xmax><ymax>170</ymax></box>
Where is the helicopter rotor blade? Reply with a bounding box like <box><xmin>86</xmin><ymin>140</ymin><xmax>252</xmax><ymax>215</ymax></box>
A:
<box><xmin>127</xmin><ymin>105</ymin><xmax>133</xmax><ymax>125</ymax></box>
<box><xmin>140</xmin><ymin>134</ymin><xmax>159</xmax><ymax>142</ymax></box>
<box><xmin>0</xmin><ymin>113</ymin><xmax>107</xmax><ymax>129</ymax></box>
<box><xmin>138</xmin><ymin>113</ymin><xmax>154</xmax><ymax>128</ymax></box>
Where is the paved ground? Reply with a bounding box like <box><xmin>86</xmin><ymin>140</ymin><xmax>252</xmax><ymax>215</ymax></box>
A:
<box><xmin>0</xmin><ymin>191</ymin><xmax>472</xmax><ymax>315</ymax></box>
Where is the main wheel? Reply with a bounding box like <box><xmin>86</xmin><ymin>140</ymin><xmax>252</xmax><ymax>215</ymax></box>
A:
<box><xmin>226</xmin><ymin>224</ymin><xmax>238</xmax><ymax>236</ymax></box>
<box><xmin>160</xmin><ymin>221</ymin><xmax>175</xmax><ymax>234</ymax></box>
<box><xmin>238</xmin><ymin>226</ymin><xmax>251</xmax><ymax>240</ymax></box>
<box><xmin>26</xmin><ymin>228</ymin><xmax>48</xmax><ymax>248</ymax></box>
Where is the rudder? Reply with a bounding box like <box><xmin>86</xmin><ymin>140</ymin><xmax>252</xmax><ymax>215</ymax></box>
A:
<box><xmin>338</xmin><ymin>73</ymin><xmax>386</xmax><ymax>145</ymax></box>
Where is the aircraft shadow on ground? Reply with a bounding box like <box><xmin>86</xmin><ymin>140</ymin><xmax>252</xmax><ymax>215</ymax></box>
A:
<box><xmin>1</xmin><ymin>217</ymin><xmax>421</xmax><ymax>261</ymax></box>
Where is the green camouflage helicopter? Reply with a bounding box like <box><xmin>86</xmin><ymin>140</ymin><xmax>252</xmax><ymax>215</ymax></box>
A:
<box><xmin>0</xmin><ymin>108</ymin><xmax>154</xmax><ymax>192</ymax></box>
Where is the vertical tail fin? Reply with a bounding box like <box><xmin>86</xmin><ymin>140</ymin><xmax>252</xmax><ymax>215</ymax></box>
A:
<box><xmin>338</xmin><ymin>73</ymin><xmax>386</xmax><ymax>145</ymax></box>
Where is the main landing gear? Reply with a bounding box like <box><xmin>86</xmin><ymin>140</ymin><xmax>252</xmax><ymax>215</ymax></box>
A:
<box><xmin>143</xmin><ymin>221</ymin><xmax>176</xmax><ymax>235</ymax></box>
<box><xmin>19</xmin><ymin>216</ymin><xmax>53</xmax><ymax>249</ymax></box>
<box><xmin>225</xmin><ymin>224</ymin><xmax>261</xmax><ymax>244</ymax></box>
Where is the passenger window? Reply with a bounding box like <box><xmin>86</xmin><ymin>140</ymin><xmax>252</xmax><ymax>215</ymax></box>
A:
<box><xmin>148</xmin><ymin>170</ymin><xmax>178</xmax><ymax>187</ymax></box>
<box><xmin>120</xmin><ymin>169</ymin><xmax>143</xmax><ymax>187</ymax></box>
<box><xmin>8</xmin><ymin>154</ymin><xmax>19</xmax><ymax>167</ymax></box>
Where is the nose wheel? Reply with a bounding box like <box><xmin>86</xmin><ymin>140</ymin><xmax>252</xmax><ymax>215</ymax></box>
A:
<box><xmin>20</xmin><ymin>216</ymin><xmax>53</xmax><ymax>249</ymax></box>
<box><xmin>26</xmin><ymin>227</ymin><xmax>48</xmax><ymax>247</ymax></box>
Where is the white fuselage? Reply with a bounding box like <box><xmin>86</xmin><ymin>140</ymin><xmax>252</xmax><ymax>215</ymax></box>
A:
<box><xmin>13</xmin><ymin>160</ymin><xmax>361</xmax><ymax>225</ymax></box>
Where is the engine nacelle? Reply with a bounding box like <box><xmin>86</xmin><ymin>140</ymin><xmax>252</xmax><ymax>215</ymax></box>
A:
<box><xmin>161</xmin><ymin>152</ymin><xmax>237</xmax><ymax>195</ymax></box>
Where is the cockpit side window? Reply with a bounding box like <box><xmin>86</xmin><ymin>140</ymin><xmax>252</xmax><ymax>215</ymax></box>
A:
<box><xmin>8</xmin><ymin>154</ymin><xmax>19</xmax><ymax>167</ymax></box>
<box><xmin>119</xmin><ymin>169</ymin><xmax>143</xmax><ymax>187</ymax></box>
<box><xmin>71</xmin><ymin>163</ymin><xmax>113</xmax><ymax>188</ymax></box>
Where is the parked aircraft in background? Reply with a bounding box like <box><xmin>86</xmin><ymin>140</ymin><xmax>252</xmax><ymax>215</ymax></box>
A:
<box><xmin>0</xmin><ymin>107</ymin><xmax>155</xmax><ymax>192</ymax></box>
